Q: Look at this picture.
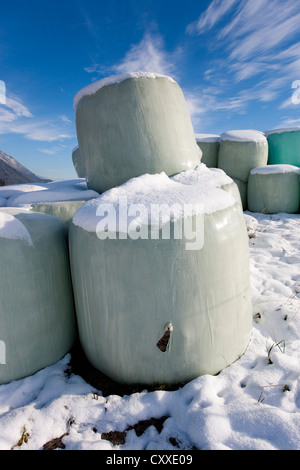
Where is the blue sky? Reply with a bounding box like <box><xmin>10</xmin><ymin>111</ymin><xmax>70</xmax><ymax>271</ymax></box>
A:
<box><xmin>0</xmin><ymin>0</ymin><xmax>300</xmax><ymax>180</ymax></box>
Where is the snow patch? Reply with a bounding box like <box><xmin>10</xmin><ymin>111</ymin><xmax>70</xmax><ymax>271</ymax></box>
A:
<box><xmin>0</xmin><ymin>211</ymin><xmax>33</xmax><ymax>245</ymax></box>
<box><xmin>221</xmin><ymin>130</ymin><xmax>267</xmax><ymax>143</ymax></box>
<box><xmin>72</xmin><ymin>169</ymin><xmax>236</xmax><ymax>233</ymax></box>
<box><xmin>73</xmin><ymin>72</ymin><xmax>176</xmax><ymax>110</ymax></box>
<box><xmin>250</xmin><ymin>165</ymin><xmax>300</xmax><ymax>175</ymax></box>
<box><xmin>195</xmin><ymin>134</ymin><xmax>220</xmax><ymax>143</ymax></box>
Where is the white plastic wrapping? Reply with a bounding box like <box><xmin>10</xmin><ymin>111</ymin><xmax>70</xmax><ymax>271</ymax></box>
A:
<box><xmin>69</xmin><ymin>170</ymin><xmax>252</xmax><ymax>385</ymax></box>
<box><xmin>248</xmin><ymin>165</ymin><xmax>300</xmax><ymax>214</ymax></box>
<box><xmin>0</xmin><ymin>208</ymin><xmax>76</xmax><ymax>384</ymax></box>
<box><xmin>75</xmin><ymin>73</ymin><xmax>201</xmax><ymax>193</ymax></box>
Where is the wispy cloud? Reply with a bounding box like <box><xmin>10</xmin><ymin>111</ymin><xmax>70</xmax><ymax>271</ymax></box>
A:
<box><xmin>186</xmin><ymin>0</ymin><xmax>300</xmax><ymax>116</ymax></box>
<box><xmin>85</xmin><ymin>32</ymin><xmax>178</xmax><ymax>79</ymax></box>
<box><xmin>0</xmin><ymin>92</ymin><xmax>74</xmax><ymax>143</ymax></box>
<box><xmin>186</xmin><ymin>0</ymin><xmax>239</xmax><ymax>35</ymax></box>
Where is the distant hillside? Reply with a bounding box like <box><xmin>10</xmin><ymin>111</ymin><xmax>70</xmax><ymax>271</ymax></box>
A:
<box><xmin>0</xmin><ymin>150</ymin><xmax>50</xmax><ymax>186</ymax></box>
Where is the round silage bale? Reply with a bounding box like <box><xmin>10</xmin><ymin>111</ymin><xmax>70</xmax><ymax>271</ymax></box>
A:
<box><xmin>218</xmin><ymin>130</ymin><xmax>268</xmax><ymax>183</ymax></box>
<box><xmin>265</xmin><ymin>128</ymin><xmax>300</xmax><ymax>167</ymax></box>
<box><xmin>6</xmin><ymin>179</ymin><xmax>99</xmax><ymax>209</ymax></box>
<box><xmin>247</xmin><ymin>164</ymin><xmax>300</xmax><ymax>214</ymax></box>
<box><xmin>72</xmin><ymin>145</ymin><xmax>86</xmax><ymax>178</ymax></box>
<box><xmin>74</xmin><ymin>72</ymin><xmax>201</xmax><ymax>194</ymax></box>
<box><xmin>232</xmin><ymin>178</ymin><xmax>247</xmax><ymax>211</ymax></box>
<box><xmin>195</xmin><ymin>134</ymin><xmax>220</xmax><ymax>168</ymax></box>
<box><xmin>69</xmin><ymin>171</ymin><xmax>252</xmax><ymax>386</ymax></box>
<box><xmin>0</xmin><ymin>208</ymin><xmax>76</xmax><ymax>384</ymax></box>
<box><xmin>31</xmin><ymin>200</ymin><xmax>90</xmax><ymax>226</ymax></box>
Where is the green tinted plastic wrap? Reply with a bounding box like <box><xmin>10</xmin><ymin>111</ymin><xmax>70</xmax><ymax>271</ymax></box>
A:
<box><xmin>218</xmin><ymin>130</ymin><xmax>268</xmax><ymax>183</ymax></box>
<box><xmin>232</xmin><ymin>178</ymin><xmax>247</xmax><ymax>211</ymax></box>
<box><xmin>195</xmin><ymin>134</ymin><xmax>220</xmax><ymax>168</ymax></box>
<box><xmin>31</xmin><ymin>200</ymin><xmax>90</xmax><ymax>226</ymax></box>
<box><xmin>247</xmin><ymin>165</ymin><xmax>300</xmax><ymax>214</ymax></box>
<box><xmin>69</xmin><ymin>171</ymin><xmax>252</xmax><ymax>386</ymax></box>
<box><xmin>74</xmin><ymin>73</ymin><xmax>201</xmax><ymax>193</ymax></box>
<box><xmin>0</xmin><ymin>208</ymin><xmax>76</xmax><ymax>384</ymax></box>
<box><xmin>266</xmin><ymin>128</ymin><xmax>300</xmax><ymax>166</ymax></box>
<box><xmin>72</xmin><ymin>146</ymin><xmax>86</xmax><ymax>178</ymax></box>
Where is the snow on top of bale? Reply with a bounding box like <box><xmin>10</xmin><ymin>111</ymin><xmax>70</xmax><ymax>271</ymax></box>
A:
<box><xmin>264</xmin><ymin>127</ymin><xmax>300</xmax><ymax>136</ymax></box>
<box><xmin>220</xmin><ymin>130</ymin><xmax>267</xmax><ymax>143</ymax></box>
<box><xmin>250</xmin><ymin>164</ymin><xmax>300</xmax><ymax>175</ymax></box>
<box><xmin>72</xmin><ymin>166</ymin><xmax>236</xmax><ymax>234</ymax></box>
<box><xmin>0</xmin><ymin>210</ymin><xmax>33</xmax><ymax>245</ymax></box>
<box><xmin>195</xmin><ymin>134</ymin><xmax>220</xmax><ymax>143</ymax></box>
<box><xmin>73</xmin><ymin>72</ymin><xmax>176</xmax><ymax>110</ymax></box>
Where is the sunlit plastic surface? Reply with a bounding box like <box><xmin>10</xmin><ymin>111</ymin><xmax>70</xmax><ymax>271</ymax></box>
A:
<box><xmin>0</xmin><ymin>208</ymin><xmax>76</xmax><ymax>384</ymax></box>
<box><xmin>248</xmin><ymin>165</ymin><xmax>300</xmax><ymax>214</ymax></box>
<box><xmin>75</xmin><ymin>74</ymin><xmax>201</xmax><ymax>193</ymax></box>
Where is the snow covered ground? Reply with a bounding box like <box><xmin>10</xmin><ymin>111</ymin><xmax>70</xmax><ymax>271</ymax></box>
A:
<box><xmin>0</xmin><ymin>211</ymin><xmax>300</xmax><ymax>451</ymax></box>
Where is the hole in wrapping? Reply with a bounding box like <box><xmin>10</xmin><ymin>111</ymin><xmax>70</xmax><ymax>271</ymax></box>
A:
<box><xmin>157</xmin><ymin>323</ymin><xmax>173</xmax><ymax>352</ymax></box>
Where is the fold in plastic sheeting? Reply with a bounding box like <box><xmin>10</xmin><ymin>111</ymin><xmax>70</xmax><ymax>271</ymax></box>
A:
<box><xmin>0</xmin><ymin>208</ymin><xmax>76</xmax><ymax>384</ymax></box>
<box><xmin>266</xmin><ymin>129</ymin><xmax>300</xmax><ymax>167</ymax></box>
<box><xmin>75</xmin><ymin>75</ymin><xmax>201</xmax><ymax>193</ymax></box>
<box><xmin>69</xmin><ymin>191</ymin><xmax>252</xmax><ymax>386</ymax></box>
<box><xmin>218</xmin><ymin>140</ymin><xmax>268</xmax><ymax>183</ymax></box>
<box><xmin>247</xmin><ymin>168</ymin><xmax>300</xmax><ymax>214</ymax></box>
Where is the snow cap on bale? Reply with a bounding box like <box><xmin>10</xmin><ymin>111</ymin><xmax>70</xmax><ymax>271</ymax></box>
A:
<box><xmin>69</xmin><ymin>167</ymin><xmax>252</xmax><ymax>386</ymax></box>
<box><xmin>0</xmin><ymin>208</ymin><xmax>76</xmax><ymax>384</ymax></box>
<box><xmin>74</xmin><ymin>72</ymin><xmax>201</xmax><ymax>193</ymax></box>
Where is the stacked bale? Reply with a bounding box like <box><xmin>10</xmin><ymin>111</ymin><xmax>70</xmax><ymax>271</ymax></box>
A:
<box><xmin>218</xmin><ymin>130</ymin><xmax>268</xmax><ymax>210</ymax></box>
<box><xmin>248</xmin><ymin>164</ymin><xmax>300</xmax><ymax>214</ymax></box>
<box><xmin>5</xmin><ymin>179</ymin><xmax>99</xmax><ymax>224</ymax></box>
<box><xmin>72</xmin><ymin>146</ymin><xmax>86</xmax><ymax>178</ymax></box>
<box><xmin>195</xmin><ymin>134</ymin><xmax>220</xmax><ymax>168</ymax></box>
<box><xmin>265</xmin><ymin>128</ymin><xmax>300</xmax><ymax>167</ymax></box>
<box><xmin>69</xmin><ymin>170</ymin><xmax>252</xmax><ymax>385</ymax></box>
<box><xmin>0</xmin><ymin>208</ymin><xmax>76</xmax><ymax>384</ymax></box>
<box><xmin>74</xmin><ymin>72</ymin><xmax>201</xmax><ymax>193</ymax></box>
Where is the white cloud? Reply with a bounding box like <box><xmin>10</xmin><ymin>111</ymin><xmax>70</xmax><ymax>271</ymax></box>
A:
<box><xmin>186</xmin><ymin>0</ymin><xmax>300</xmax><ymax>120</ymax></box>
<box><xmin>186</xmin><ymin>0</ymin><xmax>239</xmax><ymax>35</ymax></box>
<box><xmin>0</xmin><ymin>93</ymin><xmax>74</xmax><ymax>143</ymax></box>
<box><xmin>85</xmin><ymin>32</ymin><xmax>178</xmax><ymax>79</ymax></box>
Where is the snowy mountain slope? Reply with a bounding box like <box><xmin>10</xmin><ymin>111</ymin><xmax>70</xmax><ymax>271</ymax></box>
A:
<box><xmin>0</xmin><ymin>150</ymin><xmax>48</xmax><ymax>186</ymax></box>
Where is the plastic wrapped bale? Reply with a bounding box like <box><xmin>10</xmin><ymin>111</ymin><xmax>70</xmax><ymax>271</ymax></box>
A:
<box><xmin>247</xmin><ymin>165</ymin><xmax>300</xmax><ymax>214</ymax></box>
<box><xmin>72</xmin><ymin>145</ymin><xmax>86</xmax><ymax>178</ymax></box>
<box><xmin>69</xmin><ymin>172</ymin><xmax>252</xmax><ymax>386</ymax></box>
<box><xmin>172</xmin><ymin>164</ymin><xmax>243</xmax><ymax>209</ymax></box>
<box><xmin>0</xmin><ymin>208</ymin><xmax>76</xmax><ymax>384</ymax></box>
<box><xmin>31</xmin><ymin>200</ymin><xmax>90</xmax><ymax>226</ymax></box>
<box><xmin>0</xmin><ymin>196</ymin><xmax>6</xmax><ymax>207</ymax></box>
<box><xmin>74</xmin><ymin>72</ymin><xmax>201</xmax><ymax>193</ymax></box>
<box><xmin>265</xmin><ymin>128</ymin><xmax>300</xmax><ymax>167</ymax></box>
<box><xmin>232</xmin><ymin>178</ymin><xmax>247</xmax><ymax>211</ymax></box>
<box><xmin>218</xmin><ymin>130</ymin><xmax>268</xmax><ymax>183</ymax></box>
<box><xmin>195</xmin><ymin>134</ymin><xmax>220</xmax><ymax>168</ymax></box>
<box><xmin>7</xmin><ymin>179</ymin><xmax>99</xmax><ymax>209</ymax></box>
